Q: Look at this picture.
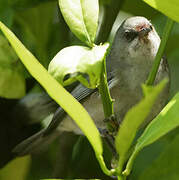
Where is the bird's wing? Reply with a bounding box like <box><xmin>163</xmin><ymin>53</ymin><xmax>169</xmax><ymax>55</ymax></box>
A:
<box><xmin>12</xmin><ymin>84</ymin><xmax>96</xmax><ymax>156</ymax></box>
<box><xmin>44</xmin><ymin>71</ymin><xmax>114</xmax><ymax>136</ymax></box>
<box><xmin>13</xmin><ymin>93</ymin><xmax>58</xmax><ymax>125</ymax></box>
<box><xmin>12</xmin><ymin>84</ymin><xmax>97</xmax><ymax>156</ymax></box>
<box><xmin>43</xmin><ymin>84</ymin><xmax>97</xmax><ymax>136</ymax></box>
<box><xmin>13</xmin><ymin>72</ymin><xmax>114</xmax><ymax>156</ymax></box>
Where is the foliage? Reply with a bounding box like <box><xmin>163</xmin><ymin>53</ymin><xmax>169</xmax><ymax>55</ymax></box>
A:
<box><xmin>0</xmin><ymin>35</ymin><xmax>25</xmax><ymax>98</ymax></box>
<box><xmin>142</xmin><ymin>0</ymin><xmax>179</xmax><ymax>23</ymax></box>
<box><xmin>48</xmin><ymin>44</ymin><xmax>109</xmax><ymax>88</ymax></box>
<box><xmin>0</xmin><ymin>156</ymin><xmax>31</xmax><ymax>180</ymax></box>
<box><xmin>0</xmin><ymin>0</ymin><xmax>179</xmax><ymax>180</ymax></box>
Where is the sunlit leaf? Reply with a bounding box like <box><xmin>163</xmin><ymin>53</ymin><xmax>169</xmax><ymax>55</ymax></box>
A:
<box><xmin>124</xmin><ymin>91</ymin><xmax>179</xmax><ymax>176</ymax></box>
<box><xmin>135</xmin><ymin>91</ymin><xmax>179</xmax><ymax>151</ymax></box>
<box><xmin>0</xmin><ymin>21</ymin><xmax>103</xmax><ymax>157</ymax></box>
<box><xmin>48</xmin><ymin>44</ymin><xmax>109</xmax><ymax>89</ymax></box>
<box><xmin>143</xmin><ymin>0</ymin><xmax>179</xmax><ymax>23</ymax></box>
<box><xmin>115</xmin><ymin>79</ymin><xmax>167</xmax><ymax>172</ymax></box>
<box><xmin>58</xmin><ymin>0</ymin><xmax>99</xmax><ymax>46</ymax></box>
<box><xmin>0</xmin><ymin>156</ymin><xmax>31</xmax><ymax>180</ymax></box>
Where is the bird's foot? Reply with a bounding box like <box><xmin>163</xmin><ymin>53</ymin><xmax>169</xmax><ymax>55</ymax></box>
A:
<box><xmin>98</xmin><ymin>128</ymin><xmax>117</xmax><ymax>156</ymax></box>
<box><xmin>104</xmin><ymin>114</ymin><xmax>120</xmax><ymax>135</ymax></box>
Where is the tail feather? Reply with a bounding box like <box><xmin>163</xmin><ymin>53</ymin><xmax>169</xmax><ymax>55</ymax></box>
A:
<box><xmin>13</xmin><ymin>129</ymin><xmax>61</xmax><ymax>156</ymax></box>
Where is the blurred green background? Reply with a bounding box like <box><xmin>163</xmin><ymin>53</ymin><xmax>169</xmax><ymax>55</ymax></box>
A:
<box><xmin>0</xmin><ymin>0</ymin><xmax>179</xmax><ymax>179</ymax></box>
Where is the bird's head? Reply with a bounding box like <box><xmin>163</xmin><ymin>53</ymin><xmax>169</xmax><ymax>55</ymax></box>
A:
<box><xmin>112</xmin><ymin>16</ymin><xmax>160</xmax><ymax>64</ymax></box>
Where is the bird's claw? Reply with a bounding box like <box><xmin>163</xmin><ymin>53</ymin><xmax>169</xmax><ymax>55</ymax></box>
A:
<box><xmin>104</xmin><ymin>114</ymin><xmax>119</xmax><ymax>135</ymax></box>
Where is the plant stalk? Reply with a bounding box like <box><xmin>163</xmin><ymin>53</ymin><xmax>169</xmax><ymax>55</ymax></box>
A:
<box><xmin>146</xmin><ymin>17</ymin><xmax>174</xmax><ymax>85</ymax></box>
<box><xmin>98</xmin><ymin>54</ymin><xmax>115</xmax><ymax>133</ymax></box>
<box><xmin>96</xmin><ymin>154</ymin><xmax>115</xmax><ymax>176</ymax></box>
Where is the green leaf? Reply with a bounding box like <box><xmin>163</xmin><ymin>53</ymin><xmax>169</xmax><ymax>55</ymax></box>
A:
<box><xmin>14</xmin><ymin>1</ymin><xmax>55</xmax><ymax>67</ymax></box>
<box><xmin>115</xmin><ymin>79</ymin><xmax>168</xmax><ymax>173</ymax></box>
<box><xmin>0</xmin><ymin>20</ymin><xmax>102</xmax><ymax>154</ymax></box>
<box><xmin>0</xmin><ymin>156</ymin><xmax>31</xmax><ymax>180</ymax></box>
<box><xmin>0</xmin><ymin>35</ymin><xmax>25</xmax><ymax>98</ymax></box>
<box><xmin>58</xmin><ymin>0</ymin><xmax>99</xmax><ymax>46</ymax></box>
<box><xmin>0</xmin><ymin>0</ymin><xmax>14</xmax><ymax>27</ymax></box>
<box><xmin>123</xmin><ymin>91</ymin><xmax>179</xmax><ymax>176</ymax></box>
<box><xmin>146</xmin><ymin>17</ymin><xmax>174</xmax><ymax>86</ymax></box>
<box><xmin>8</xmin><ymin>0</ymin><xmax>49</xmax><ymax>9</ymax></box>
<box><xmin>0</xmin><ymin>21</ymin><xmax>113</xmax><ymax>176</ymax></box>
<box><xmin>48</xmin><ymin>44</ymin><xmax>109</xmax><ymax>89</ymax></box>
<box><xmin>0</xmin><ymin>68</ymin><xmax>25</xmax><ymax>99</ymax></box>
<box><xmin>142</xmin><ymin>0</ymin><xmax>179</xmax><ymax>23</ymax></box>
<box><xmin>136</xmin><ymin>91</ymin><xmax>179</xmax><ymax>150</ymax></box>
<box><xmin>100</xmin><ymin>0</ymin><xmax>113</xmax><ymax>5</ymax></box>
<box><xmin>137</xmin><ymin>132</ymin><xmax>179</xmax><ymax>180</ymax></box>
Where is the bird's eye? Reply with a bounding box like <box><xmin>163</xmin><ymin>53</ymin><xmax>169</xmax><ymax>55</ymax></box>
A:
<box><xmin>150</xmin><ymin>25</ymin><xmax>153</xmax><ymax>30</ymax></box>
<box><xmin>124</xmin><ymin>30</ymin><xmax>138</xmax><ymax>41</ymax></box>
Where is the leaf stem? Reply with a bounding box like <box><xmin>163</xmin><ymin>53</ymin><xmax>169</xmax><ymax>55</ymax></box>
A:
<box><xmin>122</xmin><ymin>149</ymin><xmax>140</xmax><ymax>177</ymax></box>
<box><xmin>116</xmin><ymin>155</ymin><xmax>126</xmax><ymax>174</ymax></box>
<box><xmin>96</xmin><ymin>154</ymin><xmax>115</xmax><ymax>176</ymax></box>
<box><xmin>117</xmin><ymin>175</ymin><xmax>124</xmax><ymax>180</ymax></box>
<box><xmin>98</xmin><ymin>50</ymin><xmax>115</xmax><ymax>133</ymax></box>
<box><xmin>146</xmin><ymin>17</ymin><xmax>174</xmax><ymax>86</ymax></box>
<box><xmin>98</xmin><ymin>64</ymin><xmax>114</xmax><ymax>118</ymax></box>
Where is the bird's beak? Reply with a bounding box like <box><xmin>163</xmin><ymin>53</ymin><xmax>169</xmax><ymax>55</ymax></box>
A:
<box><xmin>138</xmin><ymin>27</ymin><xmax>151</xmax><ymax>37</ymax></box>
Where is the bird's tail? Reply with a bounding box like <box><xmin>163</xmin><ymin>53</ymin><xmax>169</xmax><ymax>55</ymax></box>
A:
<box><xmin>13</xmin><ymin>129</ymin><xmax>61</xmax><ymax>156</ymax></box>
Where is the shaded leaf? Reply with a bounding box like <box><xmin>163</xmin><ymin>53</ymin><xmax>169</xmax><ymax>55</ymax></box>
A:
<box><xmin>0</xmin><ymin>35</ymin><xmax>25</xmax><ymax>98</ymax></box>
<box><xmin>137</xmin><ymin>133</ymin><xmax>179</xmax><ymax>180</ymax></box>
<box><xmin>14</xmin><ymin>1</ymin><xmax>55</xmax><ymax>67</ymax></box>
<box><xmin>0</xmin><ymin>0</ymin><xmax>14</xmax><ymax>26</ymax></box>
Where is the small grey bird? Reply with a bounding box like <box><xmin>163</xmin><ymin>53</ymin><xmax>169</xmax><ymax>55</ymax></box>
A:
<box><xmin>13</xmin><ymin>16</ymin><xmax>169</xmax><ymax>155</ymax></box>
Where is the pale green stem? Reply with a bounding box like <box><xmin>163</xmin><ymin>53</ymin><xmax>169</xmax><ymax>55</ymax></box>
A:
<box><xmin>98</xmin><ymin>57</ymin><xmax>114</xmax><ymax>118</ymax></box>
<box><xmin>97</xmin><ymin>57</ymin><xmax>117</xmax><ymax>176</ymax></box>
<box><xmin>96</xmin><ymin>154</ymin><xmax>115</xmax><ymax>176</ymax></box>
<box><xmin>146</xmin><ymin>17</ymin><xmax>174</xmax><ymax>85</ymax></box>
<box><xmin>115</xmin><ymin>155</ymin><xmax>126</xmax><ymax>175</ymax></box>
<box><xmin>122</xmin><ymin>149</ymin><xmax>140</xmax><ymax>177</ymax></box>
<box><xmin>117</xmin><ymin>175</ymin><xmax>124</xmax><ymax>180</ymax></box>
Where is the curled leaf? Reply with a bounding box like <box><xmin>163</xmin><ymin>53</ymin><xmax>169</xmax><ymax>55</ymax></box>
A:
<box><xmin>48</xmin><ymin>43</ymin><xmax>109</xmax><ymax>89</ymax></box>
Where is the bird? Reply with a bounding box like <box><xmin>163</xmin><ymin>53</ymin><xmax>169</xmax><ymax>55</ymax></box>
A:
<box><xmin>13</xmin><ymin>16</ymin><xmax>170</xmax><ymax>156</ymax></box>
